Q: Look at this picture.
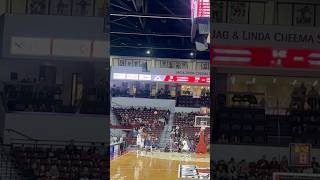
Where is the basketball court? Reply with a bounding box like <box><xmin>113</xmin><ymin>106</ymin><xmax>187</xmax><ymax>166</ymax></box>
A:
<box><xmin>110</xmin><ymin>151</ymin><xmax>210</xmax><ymax>180</ymax></box>
<box><xmin>110</xmin><ymin>111</ymin><xmax>210</xmax><ymax>179</ymax></box>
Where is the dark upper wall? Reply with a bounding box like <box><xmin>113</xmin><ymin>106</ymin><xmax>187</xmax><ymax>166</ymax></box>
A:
<box><xmin>0</xmin><ymin>14</ymin><xmax>4</xmax><ymax>58</ymax></box>
<box><xmin>3</xmin><ymin>14</ymin><xmax>106</xmax><ymax>38</ymax></box>
<box><xmin>1</xmin><ymin>14</ymin><xmax>108</xmax><ymax>60</ymax></box>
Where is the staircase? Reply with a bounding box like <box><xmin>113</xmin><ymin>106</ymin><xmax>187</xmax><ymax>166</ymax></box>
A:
<box><xmin>110</xmin><ymin>109</ymin><xmax>126</xmax><ymax>138</ymax></box>
<box><xmin>159</xmin><ymin>108</ymin><xmax>175</xmax><ymax>148</ymax></box>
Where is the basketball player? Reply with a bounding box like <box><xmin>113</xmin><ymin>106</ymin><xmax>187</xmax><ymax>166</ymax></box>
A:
<box><xmin>136</xmin><ymin>132</ymin><xmax>142</xmax><ymax>157</ymax></box>
<box><xmin>140</xmin><ymin>131</ymin><xmax>146</xmax><ymax>156</ymax></box>
<box><xmin>144</xmin><ymin>135</ymin><xmax>153</xmax><ymax>156</ymax></box>
<box><xmin>182</xmin><ymin>137</ymin><xmax>190</xmax><ymax>158</ymax></box>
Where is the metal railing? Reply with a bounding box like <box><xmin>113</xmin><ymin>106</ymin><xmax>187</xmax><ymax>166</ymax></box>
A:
<box><xmin>5</xmin><ymin>129</ymin><xmax>37</xmax><ymax>142</ymax></box>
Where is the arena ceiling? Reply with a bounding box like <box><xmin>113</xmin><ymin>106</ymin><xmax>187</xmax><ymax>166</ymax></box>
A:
<box><xmin>110</xmin><ymin>0</ymin><xmax>210</xmax><ymax>59</ymax></box>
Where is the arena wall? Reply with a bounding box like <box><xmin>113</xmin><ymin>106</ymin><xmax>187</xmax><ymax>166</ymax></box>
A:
<box><xmin>174</xmin><ymin>107</ymin><xmax>201</xmax><ymax>113</ymax></box>
<box><xmin>212</xmin><ymin>144</ymin><xmax>320</xmax><ymax>161</ymax></box>
<box><xmin>4</xmin><ymin>112</ymin><xmax>107</xmax><ymax>143</ymax></box>
<box><xmin>111</xmin><ymin>97</ymin><xmax>175</xmax><ymax>109</ymax></box>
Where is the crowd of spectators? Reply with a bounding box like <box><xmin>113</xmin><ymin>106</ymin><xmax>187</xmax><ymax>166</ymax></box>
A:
<box><xmin>3</xmin><ymin>78</ymin><xmax>108</xmax><ymax>114</ymax></box>
<box><xmin>165</xmin><ymin>112</ymin><xmax>210</xmax><ymax>152</ymax></box>
<box><xmin>111</xmin><ymin>85</ymin><xmax>173</xmax><ymax>99</ymax></box>
<box><xmin>112</xmin><ymin>107</ymin><xmax>170</xmax><ymax>145</ymax></box>
<box><xmin>212</xmin><ymin>155</ymin><xmax>320</xmax><ymax>180</ymax></box>
<box><xmin>173</xmin><ymin>112</ymin><xmax>210</xmax><ymax>142</ymax></box>
<box><xmin>290</xmin><ymin>83</ymin><xmax>320</xmax><ymax>112</ymax></box>
<box><xmin>214</xmin><ymin>106</ymin><xmax>320</xmax><ymax>147</ymax></box>
<box><xmin>166</xmin><ymin>125</ymin><xmax>197</xmax><ymax>153</ymax></box>
<box><xmin>111</xmin><ymin>84</ymin><xmax>211</xmax><ymax>108</ymax></box>
<box><xmin>4</xmin><ymin>77</ymin><xmax>58</xmax><ymax>112</ymax></box>
<box><xmin>11</xmin><ymin>141</ymin><xmax>107</xmax><ymax>180</ymax></box>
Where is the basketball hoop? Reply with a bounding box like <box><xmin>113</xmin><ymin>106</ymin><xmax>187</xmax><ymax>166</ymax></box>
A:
<box><xmin>194</xmin><ymin>116</ymin><xmax>210</xmax><ymax>154</ymax></box>
<box><xmin>200</xmin><ymin>126</ymin><xmax>206</xmax><ymax>131</ymax></box>
<box><xmin>194</xmin><ymin>116</ymin><xmax>209</xmax><ymax>127</ymax></box>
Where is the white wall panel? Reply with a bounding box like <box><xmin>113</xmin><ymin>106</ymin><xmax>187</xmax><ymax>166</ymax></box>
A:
<box><xmin>4</xmin><ymin>112</ymin><xmax>107</xmax><ymax>142</ymax></box>
<box><xmin>52</xmin><ymin>39</ymin><xmax>91</xmax><ymax>57</ymax></box>
<box><xmin>93</xmin><ymin>40</ymin><xmax>107</xmax><ymax>58</ymax></box>
<box><xmin>10</xmin><ymin>37</ymin><xmax>50</xmax><ymax>55</ymax></box>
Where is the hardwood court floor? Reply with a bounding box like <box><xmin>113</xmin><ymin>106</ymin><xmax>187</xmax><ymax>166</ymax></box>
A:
<box><xmin>110</xmin><ymin>152</ymin><xmax>210</xmax><ymax>180</ymax></box>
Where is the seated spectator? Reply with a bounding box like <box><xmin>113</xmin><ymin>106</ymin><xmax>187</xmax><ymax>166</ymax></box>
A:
<box><xmin>307</xmin><ymin>86</ymin><xmax>319</xmax><ymax>111</ymax></box>
<box><xmin>256</xmin><ymin>155</ymin><xmax>269</xmax><ymax>170</ymax></box>
<box><xmin>280</xmin><ymin>156</ymin><xmax>289</xmax><ymax>172</ymax></box>
<box><xmin>65</xmin><ymin>139</ymin><xmax>77</xmax><ymax>154</ymax></box>
<box><xmin>25</xmin><ymin>104</ymin><xmax>34</xmax><ymax>112</ymax></box>
<box><xmin>46</xmin><ymin>165</ymin><xmax>59</xmax><ymax>179</ymax></box>
<box><xmin>79</xmin><ymin>167</ymin><xmax>90</xmax><ymax>179</ymax></box>
<box><xmin>311</xmin><ymin>157</ymin><xmax>320</xmax><ymax>173</ymax></box>
<box><xmin>34</xmin><ymin>165</ymin><xmax>46</xmax><ymax>177</ymax></box>
<box><xmin>98</xmin><ymin>143</ymin><xmax>108</xmax><ymax>157</ymax></box>
<box><xmin>88</xmin><ymin>142</ymin><xmax>96</xmax><ymax>154</ymax></box>
<box><xmin>269</xmin><ymin>157</ymin><xmax>279</xmax><ymax>172</ymax></box>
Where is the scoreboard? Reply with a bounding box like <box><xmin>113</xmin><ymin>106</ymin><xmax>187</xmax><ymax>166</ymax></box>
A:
<box><xmin>191</xmin><ymin>0</ymin><xmax>210</xmax><ymax>19</ymax></box>
<box><xmin>191</xmin><ymin>0</ymin><xmax>210</xmax><ymax>50</ymax></box>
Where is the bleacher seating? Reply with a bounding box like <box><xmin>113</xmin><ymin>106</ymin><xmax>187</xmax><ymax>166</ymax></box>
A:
<box><xmin>4</xmin><ymin>82</ymin><xmax>108</xmax><ymax>114</ymax></box>
<box><xmin>10</xmin><ymin>143</ymin><xmax>108</xmax><ymax>180</ymax></box>
<box><xmin>212</xmin><ymin>155</ymin><xmax>320</xmax><ymax>179</ymax></box>
<box><xmin>112</xmin><ymin>107</ymin><xmax>170</xmax><ymax>145</ymax></box>
<box><xmin>214</xmin><ymin>107</ymin><xmax>320</xmax><ymax>147</ymax></box>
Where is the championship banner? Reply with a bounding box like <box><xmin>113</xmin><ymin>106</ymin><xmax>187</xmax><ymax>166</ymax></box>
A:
<box><xmin>211</xmin><ymin>45</ymin><xmax>320</xmax><ymax>69</ymax></box>
<box><xmin>289</xmin><ymin>143</ymin><xmax>311</xmax><ymax>166</ymax></box>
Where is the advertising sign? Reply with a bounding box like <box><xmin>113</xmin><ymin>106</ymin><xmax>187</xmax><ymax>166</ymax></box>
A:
<box><xmin>211</xmin><ymin>23</ymin><xmax>320</xmax><ymax>49</ymax></box>
<box><xmin>110</xmin><ymin>145</ymin><xmax>114</xmax><ymax>160</ymax></box>
<box><xmin>211</xmin><ymin>45</ymin><xmax>320</xmax><ymax>69</ymax></box>
<box><xmin>139</xmin><ymin>74</ymin><xmax>152</xmax><ymax>81</ymax></box>
<box><xmin>113</xmin><ymin>144</ymin><xmax>119</xmax><ymax>159</ymax></box>
<box><xmin>112</xmin><ymin>73</ymin><xmax>210</xmax><ymax>84</ymax></box>
<box><xmin>163</xmin><ymin>75</ymin><xmax>210</xmax><ymax>83</ymax></box>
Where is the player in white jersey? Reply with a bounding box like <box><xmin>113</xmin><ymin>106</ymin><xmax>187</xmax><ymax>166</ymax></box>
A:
<box><xmin>182</xmin><ymin>138</ymin><xmax>190</xmax><ymax>158</ymax></box>
<box><xmin>182</xmin><ymin>139</ymin><xmax>189</xmax><ymax>152</ymax></box>
<box><xmin>136</xmin><ymin>133</ymin><xmax>142</xmax><ymax>157</ymax></box>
